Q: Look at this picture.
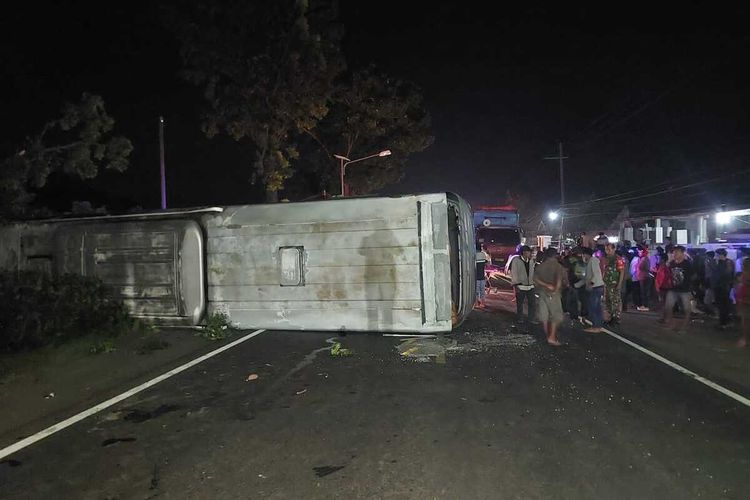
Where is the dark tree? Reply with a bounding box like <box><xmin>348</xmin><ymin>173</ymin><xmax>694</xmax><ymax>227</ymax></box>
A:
<box><xmin>503</xmin><ymin>189</ymin><xmax>546</xmax><ymax>238</ymax></box>
<box><xmin>170</xmin><ymin>0</ymin><xmax>345</xmax><ymax>201</ymax></box>
<box><xmin>302</xmin><ymin>67</ymin><xmax>434</xmax><ymax>195</ymax></box>
<box><xmin>0</xmin><ymin>93</ymin><xmax>132</xmax><ymax>218</ymax></box>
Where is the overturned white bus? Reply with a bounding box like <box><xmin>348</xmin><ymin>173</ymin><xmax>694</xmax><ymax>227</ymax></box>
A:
<box><xmin>0</xmin><ymin>193</ymin><xmax>475</xmax><ymax>333</ymax></box>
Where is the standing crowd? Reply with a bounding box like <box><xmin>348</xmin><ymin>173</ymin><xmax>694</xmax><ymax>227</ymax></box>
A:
<box><xmin>480</xmin><ymin>235</ymin><xmax>750</xmax><ymax>348</ymax></box>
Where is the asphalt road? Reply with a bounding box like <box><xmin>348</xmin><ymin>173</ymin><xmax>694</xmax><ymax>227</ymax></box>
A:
<box><xmin>1</xmin><ymin>310</ymin><xmax>749</xmax><ymax>499</ymax></box>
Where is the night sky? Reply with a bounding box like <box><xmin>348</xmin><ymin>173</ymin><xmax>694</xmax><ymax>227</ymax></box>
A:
<box><xmin>1</xmin><ymin>2</ymin><xmax>749</xmax><ymax>221</ymax></box>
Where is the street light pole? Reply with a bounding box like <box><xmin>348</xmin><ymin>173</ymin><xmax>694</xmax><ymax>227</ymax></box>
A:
<box><xmin>334</xmin><ymin>150</ymin><xmax>392</xmax><ymax>197</ymax></box>
<box><xmin>159</xmin><ymin>116</ymin><xmax>167</xmax><ymax>210</ymax></box>
<box><xmin>558</xmin><ymin>141</ymin><xmax>565</xmax><ymax>208</ymax></box>
<box><xmin>338</xmin><ymin>155</ymin><xmax>346</xmax><ymax>197</ymax></box>
<box><xmin>544</xmin><ymin>141</ymin><xmax>568</xmax><ymax>246</ymax></box>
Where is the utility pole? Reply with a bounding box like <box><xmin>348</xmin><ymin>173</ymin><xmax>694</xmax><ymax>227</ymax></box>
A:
<box><xmin>159</xmin><ymin>116</ymin><xmax>167</xmax><ymax>210</ymax></box>
<box><xmin>544</xmin><ymin>141</ymin><xmax>568</xmax><ymax>247</ymax></box>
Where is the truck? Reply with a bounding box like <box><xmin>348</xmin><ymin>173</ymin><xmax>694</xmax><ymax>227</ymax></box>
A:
<box><xmin>473</xmin><ymin>205</ymin><xmax>522</xmax><ymax>269</ymax></box>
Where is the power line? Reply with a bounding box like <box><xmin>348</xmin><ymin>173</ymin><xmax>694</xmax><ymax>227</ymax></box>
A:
<box><xmin>561</xmin><ymin>197</ymin><xmax>750</xmax><ymax>221</ymax></box>
<box><xmin>576</xmin><ymin>89</ymin><xmax>673</xmax><ymax>149</ymax></box>
<box><xmin>562</xmin><ymin>181</ymin><xmax>672</xmax><ymax>208</ymax></box>
<box><xmin>563</xmin><ymin>211</ymin><xmax>626</xmax><ymax>219</ymax></box>
<box><xmin>565</xmin><ymin>62</ymin><xmax>712</xmax><ymax>152</ymax></box>
<box><xmin>567</xmin><ymin>189</ymin><xmax>709</xmax><ymax>213</ymax></box>
<box><xmin>563</xmin><ymin>168</ymin><xmax>750</xmax><ymax>209</ymax></box>
<box><xmin>561</xmin><ymin>165</ymin><xmax>726</xmax><ymax>208</ymax></box>
<box><xmin>596</xmin><ymin>168</ymin><xmax>750</xmax><ymax>205</ymax></box>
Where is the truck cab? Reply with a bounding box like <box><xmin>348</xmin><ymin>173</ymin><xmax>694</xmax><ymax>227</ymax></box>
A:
<box><xmin>473</xmin><ymin>205</ymin><xmax>522</xmax><ymax>269</ymax></box>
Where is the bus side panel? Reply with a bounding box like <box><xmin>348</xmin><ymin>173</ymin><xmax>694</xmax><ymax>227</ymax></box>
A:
<box><xmin>0</xmin><ymin>223</ymin><xmax>58</xmax><ymax>274</ymax></box>
<box><xmin>204</xmin><ymin>195</ymin><xmax>450</xmax><ymax>332</ymax></box>
<box><xmin>55</xmin><ymin>220</ymin><xmax>205</xmax><ymax>325</ymax></box>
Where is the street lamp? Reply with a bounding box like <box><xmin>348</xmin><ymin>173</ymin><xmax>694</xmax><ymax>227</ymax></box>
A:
<box><xmin>334</xmin><ymin>149</ymin><xmax>392</xmax><ymax>197</ymax></box>
<box><xmin>548</xmin><ymin>210</ymin><xmax>559</xmax><ymax>221</ymax></box>
<box><xmin>715</xmin><ymin>212</ymin><xmax>732</xmax><ymax>225</ymax></box>
<box><xmin>543</xmin><ymin>141</ymin><xmax>568</xmax><ymax>248</ymax></box>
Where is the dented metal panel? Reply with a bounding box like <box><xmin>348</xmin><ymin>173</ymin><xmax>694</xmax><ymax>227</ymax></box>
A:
<box><xmin>0</xmin><ymin>223</ymin><xmax>58</xmax><ymax>274</ymax></box>
<box><xmin>203</xmin><ymin>194</ymin><xmax>460</xmax><ymax>333</ymax></box>
<box><xmin>55</xmin><ymin>220</ymin><xmax>205</xmax><ymax>325</ymax></box>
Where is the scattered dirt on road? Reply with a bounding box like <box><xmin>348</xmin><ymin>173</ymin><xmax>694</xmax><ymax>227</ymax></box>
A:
<box><xmin>313</xmin><ymin>465</ymin><xmax>345</xmax><ymax>477</ymax></box>
<box><xmin>447</xmin><ymin>328</ymin><xmax>538</xmax><ymax>354</ymax></box>
<box><xmin>123</xmin><ymin>404</ymin><xmax>181</xmax><ymax>423</ymax></box>
<box><xmin>101</xmin><ymin>437</ymin><xmax>137</xmax><ymax>447</ymax></box>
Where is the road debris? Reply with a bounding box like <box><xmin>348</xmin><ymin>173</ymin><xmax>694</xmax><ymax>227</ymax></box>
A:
<box><xmin>397</xmin><ymin>337</ymin><xmax>454</xmax><ymax>364</ymax></box>
<box><xmin>296</xmin><ymin>389</ymin><xmax>308</xmax><ymax>395</ymax></box>
<box><xmin>313</xmin><ymin>465</ymin><xmax>345</xmax><ymax>477</ymax></box>
<box><xmin>246</xmin><ymin>373</ymin><xmax>259</xmax><ymax>382</ymax></box>
<box><xmin>446</xmin><ymin>332</ymin><xmax>537</xmax><ymax>354</ymax></box>
<box><xmin>44</xmin><ymin>392</ymin><xmax>55</xmax><ymax>399</ymax></box>
<box><xmin>330</xmin><ymin>342</ymin><xmax>353</xmax><ymax>357</ymax></box>
<box><xmin>101</xmin><ymin>437</ymin><xmax>136</xmax><ymax>447</ymax></box>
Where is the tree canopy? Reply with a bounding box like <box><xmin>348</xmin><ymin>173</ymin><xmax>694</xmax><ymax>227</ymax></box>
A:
<box><xmin>170</xmin><ymin>0</ymin><xmax>346</xmax><ymax>200</ymax></box>
<box><xmin>302</xmin><ymin>67</ymin><xmax>433</xmax><ymax>195</ymax></box>
<box><xmin>0</xmin><ymin>93</ymin><xmax>132</xmax><ymax>218</ymax></box>
<box><xmin>170</xmin><ymin>1</ymin><xmax>433</xmax><ymax>200</ymax></box>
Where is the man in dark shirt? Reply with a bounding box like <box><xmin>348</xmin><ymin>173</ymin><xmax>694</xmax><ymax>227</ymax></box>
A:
<box><xmin>662</xmin><ymin>246</ymin><xmax>694</xmax><ymax>333</ymax></box>
<box><xmin>703</xmin><ymin>251</ymin><xmax>717</xmax><ymax>316</ymax></box>
<box><xmin>713</xmin><ymin>248</ymin><xmax>735</xmax><ymax>329</ymax></box>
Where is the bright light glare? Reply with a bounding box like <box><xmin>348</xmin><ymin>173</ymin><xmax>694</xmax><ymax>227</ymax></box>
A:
<box><xmin>716</xmin><ymin>212</ymin><xmax>732</xmax><ymax>225</ymax></box>
<box><xmin>378</xmin><ymin>150</ymin><xmax>392</xmax><ymax>157</ymax></box>
<box><xmin>548</xmin><ymin>211</ymin><xmax>559</xmax><ymax>221</ymax></box>
<box><xmin>609</xmin><ymin>236</ymin><xmax>619</xmax><ymax>243</ymax></box>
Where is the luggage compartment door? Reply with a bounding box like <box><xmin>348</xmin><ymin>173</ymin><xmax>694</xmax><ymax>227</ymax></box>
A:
<box><xmin>56</xmin><ymin>220</ymin><xmax>205</xmax><ymax>325</ymax></box>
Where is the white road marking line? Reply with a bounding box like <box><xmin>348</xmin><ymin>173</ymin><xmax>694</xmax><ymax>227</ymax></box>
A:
<box><xmin>602</xmin><ymin>328</ymin><xmax>750</xmax><ymax>409</ymax></box>
<box><xmin>382</xmin><ymin>334</ymin><xmax>437</xmax><ymax>338</ymax></box>
<box><xmin>0</xmin><ymin>329</ymin><xmax>267</xmax><ymax>461</ymax></box>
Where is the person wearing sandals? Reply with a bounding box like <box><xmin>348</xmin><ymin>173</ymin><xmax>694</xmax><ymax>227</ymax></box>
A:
<box><xmin>533</xmin><ymin>247</ymin><xmax>564</xmax><ymax>346</ymax></box>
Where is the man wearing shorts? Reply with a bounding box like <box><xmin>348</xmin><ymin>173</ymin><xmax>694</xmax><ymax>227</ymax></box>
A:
<box><xmin>534</xmin><ymin>247</ymin><xmax>564</xmax><ymax>346</ymax></box>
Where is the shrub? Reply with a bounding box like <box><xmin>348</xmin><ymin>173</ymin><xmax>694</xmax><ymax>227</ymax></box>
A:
<box><xmin>198</xmin><ymin>311</ymin><xmax>234</xmax><ymax>341</ymax></box>
<box><xmin>89</xmin><ymin>339</ymin><xmax>116</xmax><ymax>355</ymax></box>
<box><xmin>0</xmin><ymin>271</ymin><xmax>134</xmax><ymax>352</ymax></box>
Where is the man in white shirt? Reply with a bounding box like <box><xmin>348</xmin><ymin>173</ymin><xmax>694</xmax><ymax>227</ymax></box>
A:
<box><xmin>510</xmin><ymin>245</ymin><xmax>536</xmax><ymax>322</ymax></box>
<box><xmin>580</xmin><ymin>247</ymin><xmax>605</xmax><ymax>333</ymax></box>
